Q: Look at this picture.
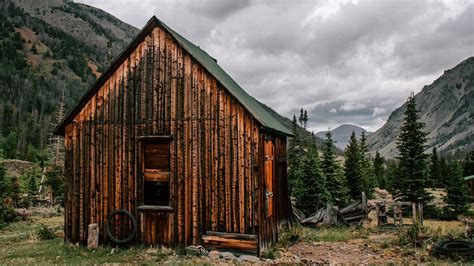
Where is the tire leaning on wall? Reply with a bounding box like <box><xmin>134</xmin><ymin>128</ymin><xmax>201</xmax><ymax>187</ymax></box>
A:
<box><xmin>106</xmin><ymin>210</ymin><xmax>137</xmax><ymax>244</ymax></box>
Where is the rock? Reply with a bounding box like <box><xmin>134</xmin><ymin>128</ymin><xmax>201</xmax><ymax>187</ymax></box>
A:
<box><xmin>220</xmin><ymin>252</ymin><xmax>236</xmax><ymax>260</ymax></box>
<box><xmin>87</xmin><ymin>223</ymin><xmax>99</xmax><ymax>249</ymax></box>
<box><xmin>15</xmin><ymin>209</ymin><xmax>32</xmax><ymax>220</ymax></box>
<box><xmin>208</xmin><ymin>250</ymin><xmax>221</xmax><ymax>260</ymax></box>
<box><xmin>239</xmin><ymin>255</ymin><xmax>260</xmax><ymax>263</ymax></box>
<box><xmin>185</xmin><ymin>245</ymin><xmax>208</xmax><ymax>256</ymax></box>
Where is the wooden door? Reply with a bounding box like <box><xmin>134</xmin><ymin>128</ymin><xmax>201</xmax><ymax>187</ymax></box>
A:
<box><xmin>264</xmin><ymin>138</ymin><xmax>274</xmax><ymax>217</ymax></box>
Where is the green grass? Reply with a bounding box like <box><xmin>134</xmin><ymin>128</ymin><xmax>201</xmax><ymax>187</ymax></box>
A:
<box><xmin>0</xmin><ymin>216</ymin><xmax>161</xmax><ymax>264</ymax></box>
<box><xmin>0</xmin><ymin>238</ymin><xmax>156</xmax><ymax>264</ymax></box>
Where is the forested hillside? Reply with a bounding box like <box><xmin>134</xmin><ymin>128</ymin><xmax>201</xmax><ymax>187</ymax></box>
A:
<box><xmin>0</xmin><ymin>0</ymin><xmax>138</xmax><ymax>162</ymax></box>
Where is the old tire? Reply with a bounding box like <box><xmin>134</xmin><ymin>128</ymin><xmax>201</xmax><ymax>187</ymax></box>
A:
<box><xmin>106</xmin><ymin>210</ymin><xmax>137</xmax><ymax>244</ymax></box>
<box><xmin>432</xmin><ymin>240</ymin><xmax>474</xmax><ymax>257</ymax></box>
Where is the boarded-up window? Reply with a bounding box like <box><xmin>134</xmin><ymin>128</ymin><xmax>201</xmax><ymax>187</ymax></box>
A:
<box><xmin>144</xmin><ymin>142</ymin><xmax>170</xmax><ymax>171</ymax></box>
<box><xmin>142</xmin><ymin>138</ymin><xmax>170</xmax><ymax>206</ymax></box>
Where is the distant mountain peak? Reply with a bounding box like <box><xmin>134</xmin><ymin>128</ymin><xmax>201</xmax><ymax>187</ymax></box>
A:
<box><xmin>316</xmin><ymin>124</ymin><xmax>371</xmax><ymax>150</ymax></box>
<box><xmin>367</xmin><ymin>57</ymin><xmax>474</xmax><ymax>158</ymax></box>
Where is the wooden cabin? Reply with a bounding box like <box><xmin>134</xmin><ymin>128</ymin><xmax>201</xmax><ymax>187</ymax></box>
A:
<box><xmin>54</xmin><ymin>16</ymin><xmax>293</xmax><ymax>254</ymax></box>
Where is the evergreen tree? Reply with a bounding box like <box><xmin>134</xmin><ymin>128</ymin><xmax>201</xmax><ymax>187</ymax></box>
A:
<box><xmin>385</xmin><ymin>159</ymin><xmax>399</xmax><ymax>194</ymax></box>
<box><xmin>463</xmin><ymin>150</ymin><xmax>474</xmax><ymax>176</ymax></box>
<box><xmin>439</xmin><ymin>157</ymin><xmax>449</xmax><ymax>187</ymax></box>
<box><xmin>27</xmin><ymin>171</ymin><xmax>37</xmax><ymax>196</ymax></box>
<box><xmin>31</xmin><ymin>43</ymin><xmax>37</xmax><ymax>54</ymax></box>
<box><xmin>444</xmin><ymin>161</ymin><xmax>470</xmax><ymax>215</ymax></box>
<box><xmin>0</xmin><ymin>162</ymin><xmax>6</xmax><ymax>200</ymax></box>
<box><xmin>3</xmin><ymin>132</ymin><xmax>18</xmax><ymax>159</ymax></box>
<box><xmin>26</xmin><ymin>170</ymin><xmax>37</xmax><ymax>207</ymax></box>
<box><xmin>287</xmin><ymin>115</ymin><xmax>302</xmax><ymax>194</ymax></box>
<box><xmin>373</xmin><ymin>150</ymin><xmax>386</xmax><ymax>189</ymax></box>
<box><xmin>395</xmin><ymin>93</ymin><xmax>431</xmax><ymax>204</ymax></box>
<box><xmin>10</xmin><ymin>176</ymin><xmax>20</xmax><ymax>207</ymax></box>
<box><xmin>344</xmin><ymin>131</ymin><xmax>363</xmax><ymax>199</ymax></box>
<box><xmin>322</xmin><ymin>131</ymin><xmax>348</xmax><ymax>206</ymax></box>
<box><xmin>294</xmin><ymin>136</ymin><xmax>329</xmax><ymax>215</ymax></box>
<box><xmin>359</xmin><ymin>131</ymin><xmax>375</xmax><ymax>198</ymax></box>
<box><xmin>429</xmin><ymin>147</ymin><xmax>441</xmax><ymax>187</ymax></box>
<box><xmin>46</xmin><ymin>165</ymin><xmax>64</xmax><ymax>203</ymax></box>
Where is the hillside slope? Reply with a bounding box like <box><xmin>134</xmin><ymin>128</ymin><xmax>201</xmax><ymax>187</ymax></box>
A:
<box><xmin>367</xmin><ymin>57</ymin><xmax>474</xmax><ymax>158</ymax></box>
<box><xmin>317</xmin><ymin>124</ymin><xmax>371</xmax><ymax>150</ymax></box>
<box><xmin>0</xmin><ymin>0</ymin><xmax>138</xmax><ymax>160</ymax></box>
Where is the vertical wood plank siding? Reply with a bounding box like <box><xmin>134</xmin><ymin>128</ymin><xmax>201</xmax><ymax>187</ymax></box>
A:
<box><xmin>63</xmin><ymin>26</ymin><xmax>290</xmax><ymax>252</ymax></box>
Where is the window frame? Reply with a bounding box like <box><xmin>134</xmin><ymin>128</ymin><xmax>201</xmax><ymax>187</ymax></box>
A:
<box><xmin>139</xmin><ymin>135</ymin><xmax>172</xmax><ymax>208</ymax></box>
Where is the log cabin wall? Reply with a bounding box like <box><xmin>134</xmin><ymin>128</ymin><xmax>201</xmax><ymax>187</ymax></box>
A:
<box><xmin>63</xmin><ymin>24</ymin><xmax>290</xmax><ymax>253</ymax></box>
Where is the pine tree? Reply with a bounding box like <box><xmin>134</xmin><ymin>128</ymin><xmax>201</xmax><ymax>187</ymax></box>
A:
<box><xmin>444</xmin><ymin>161</ymin><xmax>470</xmax><ymax>215</ymax></box>
<box><xmin>0</xmin><ymin>162</ymin><xmax>5</xmax><ymax>199</ymax></box>
<box><xmin>344</xmin><ymin>131</ymin><xmax>363</xmax><ymax>199</ymax></box>
<box><xmin>385</xmin><ymin>159</ymin><xmax>399</xmax><ymax>194</ymax></box>
<box><xmin>31</xmin><ymin>43</ymin><xmax>37</xmax><ymax>54</ymax></box>
<box><xmin>359</xmin><ymin>131</ymin><xmax>375</xmax><ymax>198</ymax></box>
<box><xmin>11</xmin><ymin>176</ymin><xmax>20</xmax><ymax>207</ymax></box>
<box><xmin>396</xmin><ymin>93</ymin><xmax>431</xmax><ymax>204</ymax></box>
<box><xmin>439</xmin><ymin>157</ymin><xmax>449</xmax><ymax>187</ymax></box>
<box><xmin>373</xmin><ymin>150</ymin><xmax>386</xmax><ymax>189</ymax></box>
<box><xmin>27</xmin><ymin>171</ymin><xmax>37</xmax><ymax>197</ymax></box>
<box><xmin>429</xmin><ymin>147</ymin><xmax>441</xmax><ymax>187</ymax></box>
<box><xmin>294</xmin><ymin>136</ymin><xmax>329</xmax><ymax>215</ymax></box>
<box><xmin>46</xmin><ymin>165</ymin><xmax>64</xmax><ymax>203</ymax></box>
<box><xmin>322</xmin><ymin>131</ymin><xmax>348</xmax><ymax>206</ymax></box>
<box><xmin>287</xmin><ymin>115</ymin><xmax>302</xmax><ymax>194</ymax></box>
<box><xmin>463</xmin><ymin>150</ymin><xmax>474</xmax><ymax>176</ymax></box>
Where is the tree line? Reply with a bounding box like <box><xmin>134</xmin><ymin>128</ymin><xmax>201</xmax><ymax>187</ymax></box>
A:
<box><xmin>289</xmin><ymin>94</ymin><xmax>472</xmax><ymax>218</ymax></box>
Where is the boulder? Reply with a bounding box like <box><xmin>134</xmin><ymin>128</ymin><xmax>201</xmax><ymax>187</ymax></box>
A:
<box><xmin>238</xmin><ymin>254</ymin><xmax>260</xmax><ymax>263</ymax></box>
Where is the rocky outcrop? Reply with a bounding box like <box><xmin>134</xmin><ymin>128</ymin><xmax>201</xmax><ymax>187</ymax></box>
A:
<box><xmin>367</xmin><ymin>57</ymin><xmax>474</xmax><ymax>158</ymax></box>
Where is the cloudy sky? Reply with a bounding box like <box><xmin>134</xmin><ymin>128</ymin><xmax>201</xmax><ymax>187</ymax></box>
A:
<box><xmin>77</xmin><ymin>0</ymin><xmax>473</xmax><ymax>133</ymax></box>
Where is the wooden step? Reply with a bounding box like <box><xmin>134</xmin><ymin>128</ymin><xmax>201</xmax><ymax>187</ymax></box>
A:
<box><xmin>202</xmin><ymin>231</ymin><xmax>258</xmax><ymax>253</ymax></box>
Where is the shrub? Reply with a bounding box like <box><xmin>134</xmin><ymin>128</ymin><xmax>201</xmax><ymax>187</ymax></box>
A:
<box><xmin>0</xmin><ymin>204</ymin><xmax>18</xmax><ymax>229</ymax></box>
<box><xmin>37</xmin><ymin>224</ymin><xmax>56</xmax><ymax>240</ymax></box>
<box><xmin>398</xmin><ymin>223</ymin><xmax>427</xmax><ymax>247</ymax></box>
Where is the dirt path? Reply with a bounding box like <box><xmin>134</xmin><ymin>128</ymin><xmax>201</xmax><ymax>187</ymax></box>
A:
<box><xmin>276</xmin><ymin>241</ymin><xmax>416</xmax><ymax>264</ymax></box>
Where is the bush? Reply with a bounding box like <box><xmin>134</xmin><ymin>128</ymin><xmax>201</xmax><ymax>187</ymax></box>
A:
<box><xmin>398</xmin><ymin>223</ymin><xmax>426</xmax><ymax>247</ymax></box>
<box><xmin>423</xmin><ymin>204</ymin><xmax>457</xmax><ymax>220</ymax></box>
<box><xmin>0</xmin><ymin>204</ymin><xmax>18</xmax><ymax>229</ymax></box>
<box><xmin>37</xmin><ymin>224</ymin><xmax>56</xmax><ymax>240</ymax></box>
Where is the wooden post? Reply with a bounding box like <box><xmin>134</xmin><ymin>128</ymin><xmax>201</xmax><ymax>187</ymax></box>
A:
<box><xmin>418</xmin><ymin>203</ymin><xmax>423</xmax><ymax>226</ymax></box>
<box><xmin>412</xmin><ymin>203</ymin><xmax>417</xmax><ymax>225</ymax></box>
<box><xmin>375</xmin><ymin>204</ymin><xmax>380</xmax><ymax>226</ymax></box>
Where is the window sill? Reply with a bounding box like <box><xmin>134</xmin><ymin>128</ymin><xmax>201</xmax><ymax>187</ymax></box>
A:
<box><xmin>138</xmin><ymin>205</ymin><xmax>174</xmax><ymax>213</ymax></box>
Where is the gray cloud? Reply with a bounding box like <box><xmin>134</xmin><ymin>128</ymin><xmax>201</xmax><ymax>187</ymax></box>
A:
<box><xmin>187</xmin><ymin>0</ymin><xmax>251</xmax><ymax>20</ymax></box>
<box><xmin>76</xmin><ymin>0</ymin><xmax>473</xmax><ymax>132</ymax></box>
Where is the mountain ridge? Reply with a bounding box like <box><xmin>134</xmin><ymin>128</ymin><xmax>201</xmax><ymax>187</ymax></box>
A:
<box><xmin>316</xmin><ymin>124</ymin><xmax>371</xmax><ymax>150</ymax></box>
<box><xmin>0</xmin><ymin>0</ymin><xmax>138</xmax><ymax>160</ymax></box>
<box><xmin>367</xmin><ymin>57</ymin><xmax>474</xmax><ymax>158</ymax></box>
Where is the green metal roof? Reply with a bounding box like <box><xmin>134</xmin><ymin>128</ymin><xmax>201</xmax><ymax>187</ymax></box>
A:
<box><xmin>54</xmin><ymin>16</ymin><xmax>293</xmax><ymax>136</ymax></box>
<box><xmin>464</xmin><ymin>175</ymin><xmax>474</xmax><ymax>181</ymax></box>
